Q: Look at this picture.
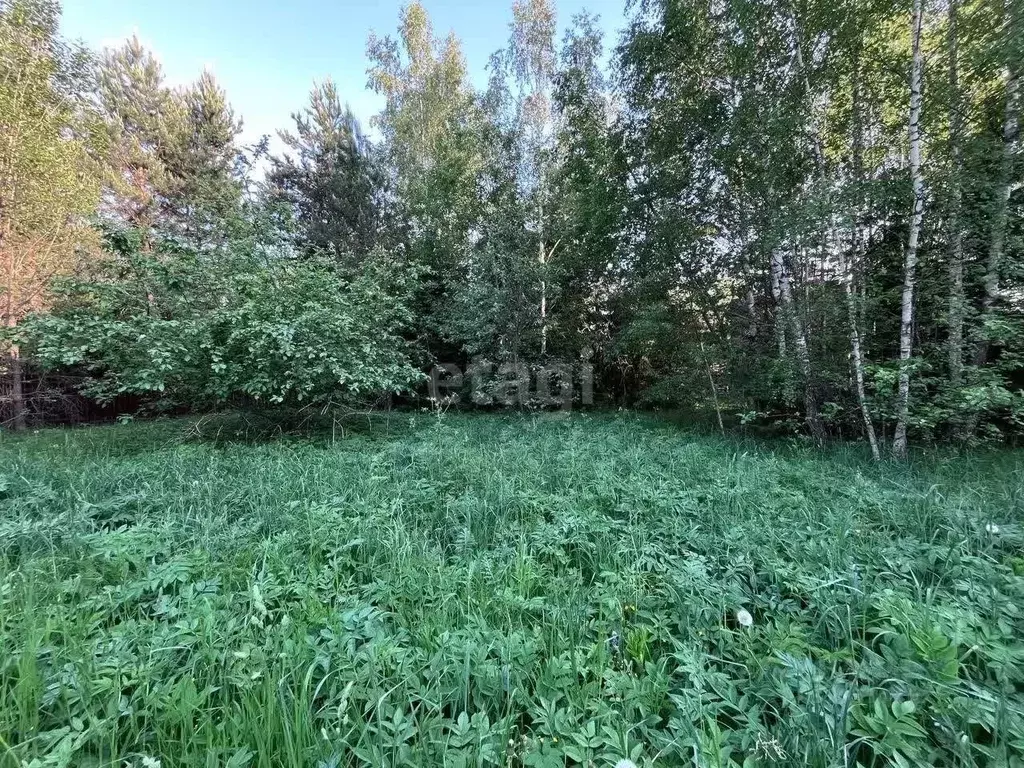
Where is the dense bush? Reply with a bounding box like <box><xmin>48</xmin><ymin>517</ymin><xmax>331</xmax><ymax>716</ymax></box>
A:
<box><xmin>19</xmin><ymin>244</ymin><xmax>422</xmax><ymax>409</ymax></box>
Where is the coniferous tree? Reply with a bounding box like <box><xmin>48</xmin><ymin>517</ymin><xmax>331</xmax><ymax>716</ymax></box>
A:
<box><xmin>267</xmin><ymin>80</ymin><xmax>381</xmax><ymax>264</ymax></box>
<box><xmin>162</xmin><ymin>70</ymin><xmax>243</xmax><ymax>245</ymax></box>
<box><xmin>97</xmin><ymin>34</ymin><xmax>177</xmax><ymax>248</ymax></box>
<box><xmin>3</xmin><ymin>0</ymin><xmax>1021</xmax><ymax>450</ymax></box>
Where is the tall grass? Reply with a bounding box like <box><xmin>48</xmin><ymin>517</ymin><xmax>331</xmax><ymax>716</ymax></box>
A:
<box><xmin>1</xmin><ymin>413</ymin><xmax>1022</xmax><ymax>767</ymax></box>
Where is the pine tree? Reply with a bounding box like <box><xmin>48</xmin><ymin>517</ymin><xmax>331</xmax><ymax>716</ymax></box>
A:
<box><xmin>97</xmin><ymin>34</ymin><xmax>177</xmax><ymax>248</ymax></box>
<box><xmin>162</xmin><ymin>70</ymin><xmax>243</xmax><ymax>245</ymax></box>
<box><xmin>267</xmin><ymin>80</ymin><xmax>380</xmax><ymax>263</ymax></box>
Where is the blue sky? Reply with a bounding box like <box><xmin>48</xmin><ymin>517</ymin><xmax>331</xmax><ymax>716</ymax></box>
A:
<box><xmin>61</xmin><ymin>0</ymin><xmax>628</xmax><ymax>151</ymax></box>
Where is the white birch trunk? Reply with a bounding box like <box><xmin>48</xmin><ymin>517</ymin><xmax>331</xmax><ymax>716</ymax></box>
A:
<box><xmin>774</xmin><ymin>250</ymin><xmax>826</xmax><ymax>443</ymax></box>
<box><xmin>893</xmin><ymin>0</ymin><xmax>926</xmax><ymax>459</ymax></box>
<box><xmin>770</xmin><ymin>253</ymin><xmax>788</xmax><ymax>359</ymax></box>
<box><xmin>540</xmin><ymin>236</ymin><xmax>547</xmax><ymax>357</ymax></box>
<box><xmin>849</xmin><ymin>48</ymin><xmax>881</xmax><ymax>460</ymax></box>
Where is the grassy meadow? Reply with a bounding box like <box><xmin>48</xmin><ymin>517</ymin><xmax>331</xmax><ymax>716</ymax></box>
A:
<box><xmin>1</xmin><ymin>413</ymin><xmax>1022</xmax><ymax>767</ymax></box>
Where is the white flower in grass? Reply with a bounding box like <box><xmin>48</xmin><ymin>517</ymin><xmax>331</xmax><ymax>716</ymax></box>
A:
<box><xmin>141</xmin><ymin>758</ymin><xmax>162</xmax><ymax>768</ymax></box>
<box><xmin>754</xmin><ymin>734</ymin><xmax>787</xmax><ymax>761</ymax></box>
<box><xmin>615</xmin><ymin>761</ymin><xmax>638</xmax><ymax>768</ymax></box>
<box><xmin>736</xmin><ymin>608</ymin><xmax>754</xmax><ymax>628</ymax></box>
<box><xmin>985</xmin><ymin>523</ymin><xmax>1000</xmax><ymax>534</ymax></box>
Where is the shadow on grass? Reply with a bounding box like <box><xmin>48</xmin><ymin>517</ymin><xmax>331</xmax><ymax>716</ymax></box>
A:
<box><xmin>178</xmin><ymin>406</ymin><xmax>420</xmax><ymax>447</ymax></box>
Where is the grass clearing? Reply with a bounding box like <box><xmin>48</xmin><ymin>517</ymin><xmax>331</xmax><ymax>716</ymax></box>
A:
<box><xmin>1</xmin><ymin>413</ymin><xmax>1022</xmax><ymax>767</ymax></box>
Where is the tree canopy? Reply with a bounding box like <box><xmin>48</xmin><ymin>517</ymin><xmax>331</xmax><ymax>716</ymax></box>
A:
<box><xmin>1</xmin><ymin>0</ymin><xmax>1021</xmax><ymax>453</ymax></box>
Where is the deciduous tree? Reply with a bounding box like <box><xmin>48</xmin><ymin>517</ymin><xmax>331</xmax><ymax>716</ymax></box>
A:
<box><xmin>0</xmin><ymin>0</ymin><xmax>99</xmax><ymax>429</ymax></box>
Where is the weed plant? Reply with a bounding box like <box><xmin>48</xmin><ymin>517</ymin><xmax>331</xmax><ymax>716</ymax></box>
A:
<box><xmin>1</xmin><ymin>414</ymin><xmax>1022</xmax><ymax>766</ymax></box>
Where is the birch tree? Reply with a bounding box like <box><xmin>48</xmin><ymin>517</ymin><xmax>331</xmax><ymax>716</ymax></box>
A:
<box><xmin>507</xmin><ymin>0</ymin><xmax>557</xmax><ymax>356</ymax></box>
<box><xmin>893</xmin><ymin>0</ymin><xmax>926</xmax><ymax>459</ymax></box>
<box><xmin>773</xmin><ymin>250</ymin><xmax>827</xmax><ymax>444</ymax></box>
<box><xmin>848</xmin><ymin>34</ymin><xmax>881</xmax><ymax>460</ymax></box>
<box><xmin>367</xmin><ymin>1</ymin><xmax>483</xmax><ymax>344</ymax></box>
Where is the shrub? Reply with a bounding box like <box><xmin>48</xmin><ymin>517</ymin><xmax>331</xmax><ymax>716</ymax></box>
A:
<box><xmin>19</xmin><ymin>245</ymin><xmax>423</xmax><ymax>409</ymax></box>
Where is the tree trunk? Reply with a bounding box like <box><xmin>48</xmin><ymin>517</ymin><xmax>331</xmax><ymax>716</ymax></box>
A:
<box><xmin>538</xmin><ymin>197</ymin><xmax>548</xmax><ymax>358</ymax></box>
<box><xmin>773</xmin><ymin>250</ymin><xmax>826</xmax><ymax>444</ymax></box>
<box><xmin>947</xmin><ymin>0</ymin><xmax>966</xmax><ymax>389</ymax></box>
<box><xmin>844</xmin><ymin>254</ymin><xmax>879</xmax><ymax>459</ymax></box>
<box><xmin>540</xmin><ymin>237</ymin><xmax>547</xmax><ymax>357</ymax></box>
<box><xmin>849</xmin><ymin>47</ymin><xmax>881</xmax><ymax>460</ymax></box>
<box><xmin>893</xmin><ymin>0</ymin><xmax>926</xmax><ymax>460</ymax></box>
<box><xmin>8</xmin><ymin>343</ymin><xmax>25</xmax><ymax>431</ymax></box>
<box><xmin>3</xmin><ymin>306</ymin><xmax>25</xmax><ymax>430</ymax></box>
<box><xmin>975</xmin><ymin>0</ymin><xmax>1019</xmax><ymax>367</ymax></box>
<box><xmin>699</xmin><ymin>339</ymin><xmax>725</xmax><ymax>435</ymax></box>
<box><xmin>770</xmin><ymin>254</ymin><xmax>787</xmax><ymax>359</ymax></box>
<box><xmin>745</xmin><ymin>287</ymin><xmax>758</xmax><ymax>339</ymax></box>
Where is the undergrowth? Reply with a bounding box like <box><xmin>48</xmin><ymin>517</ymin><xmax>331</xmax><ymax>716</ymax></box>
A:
<box><xmin>1</xmin><ymin>413</ymin><xmax>1022</xmax><ymax>767</ymax></box>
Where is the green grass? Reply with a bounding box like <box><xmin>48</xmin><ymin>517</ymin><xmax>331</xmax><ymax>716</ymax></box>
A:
<box><xmin>1</xmin><ymin>412</ymin><xmax>1022</xmax><ymax>767</ymax></box>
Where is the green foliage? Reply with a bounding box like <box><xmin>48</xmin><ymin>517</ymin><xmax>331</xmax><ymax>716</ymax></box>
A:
<box><xmin>611</xmin><ymin>0</ymin><xmax>1023</xmax><ymax>443</ymax></box>
<box><xmin>267</xmin><ymin>81</ymin><xmax>382</xmax><ymax>263</ymax></box>
<box><xmin>0</xmin><ymin>0</ymin><xmax>102</xmax><ymax>429</ymax></box>
<box><xmin>161</xmin><ymin>70</ymin><xmax>244</xmax><ymax>244</ymax></box>
<box><xmin>547</xmin><ymin>11</ymin><xmax>623</xmax><ymax>359</ymax></box>
<box><xmin>96</xmin><ymin>34</ymin><xmax>243</xmax><ymax>248</ymax></box>
<box><xmin>5</xmin><ymin>0</ymin><xmax>1023</xmax><ymax>449</ymax></box>
<box><xmin>1</xmin><ymin>414</ymin><xmax>1022</xmax><ymax>766</ymax></box>
<box><xmin>367</xmin><ymin>1</ymin><xmax>485</xmax><ymax>348</ymax></box>
<box><xmin>19</xmin><ymin>240</ymin><xmax>422</xmax><ymax>407</ymax></box>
